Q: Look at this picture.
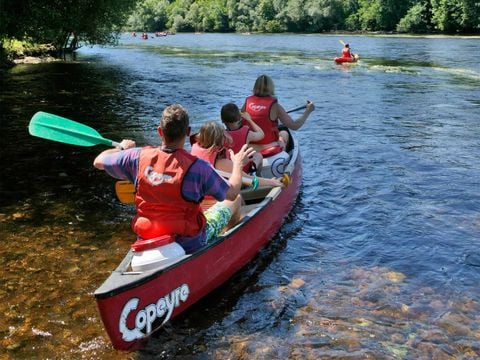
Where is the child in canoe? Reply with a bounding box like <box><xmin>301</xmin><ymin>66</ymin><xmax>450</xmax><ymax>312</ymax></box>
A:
<box><xmin>191</xmin><ymin>121</ymin><xmax>284</xmax><ymax>189</ymax></box>
<box><xmin>221</xmin><ymin>102</ymin><xmax>264</xmax><ymax>175</ymax></box>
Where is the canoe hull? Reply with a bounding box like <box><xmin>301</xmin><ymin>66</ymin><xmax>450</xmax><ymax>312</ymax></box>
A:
<box><xmin>94</xmin><ymin>137</ymin><xmax>302</xmax><ymax>351</ymax></box>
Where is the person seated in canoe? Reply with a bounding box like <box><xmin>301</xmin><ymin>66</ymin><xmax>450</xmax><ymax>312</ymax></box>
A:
<box><xmin>190</xmin><ymin>121</ymin><xmax>284</xmax><ymax>189</ymax></box>
<box><xmin>221</xmin><ymin>102</ymin><xmax>264</xmax><ymax>175</ymax></box>
<box><xmin>93</xmin><ymin>104</ymin><xmax>254</xmax><ymax>254</ymax></box>
<box><xmin>242</xmin><ymin>74</ymin><xmax>315</xmax><ymax>154</ymax></box>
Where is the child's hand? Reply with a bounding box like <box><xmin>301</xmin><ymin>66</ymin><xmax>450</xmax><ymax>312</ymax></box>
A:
<box><xmin>241</xmin><ymin>112</ymin><xmax>252</xmax><ymax>122</ymax></box>
<box><xmin>230</xmin><ymin>144</ymin><xmax>256</xmax><ymax>169</ymax></box>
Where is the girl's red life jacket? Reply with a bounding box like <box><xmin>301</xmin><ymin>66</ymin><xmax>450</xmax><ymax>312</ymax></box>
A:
<box><xmin>134</xmin><ymin>147</ymin><xmax>206</xmax><ymax>240</ymax></box>
<box><xmin>244</xmin><ymin>95</ymin><xmax>278</xmax><ymax>145</ymax></box>
<box><xmin>190</xmin><ymin>142</ymin><xmax>220</xmax><ymax>166</ymax></box>
<box><xmin>190</xmin><ymin>142</ymin><xmax>222</xmax><ymax>208</ymax></box>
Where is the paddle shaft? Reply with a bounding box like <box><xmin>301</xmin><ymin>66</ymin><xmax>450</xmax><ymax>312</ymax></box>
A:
<box><xmin>286</xmin><ymin>104</ymin><xmax>307</xmax><ymax>113</ymax></box>
<box><xmin>339</xmin><ymin>39</ymin><xmax>355</xmax><ymax>54</ymax></box>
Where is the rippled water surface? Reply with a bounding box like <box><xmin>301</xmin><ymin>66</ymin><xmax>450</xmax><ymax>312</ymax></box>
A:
<box><xmin>1</xmin><ymin>34</ymin><xmax>480</xmax><ymax>359</ymax></box>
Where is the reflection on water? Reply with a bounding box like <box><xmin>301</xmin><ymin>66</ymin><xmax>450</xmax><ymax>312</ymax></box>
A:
<box><xmin>1</xmin><ymin>34</ymin><xmax>480</xmax><ymax>358</ymax></box>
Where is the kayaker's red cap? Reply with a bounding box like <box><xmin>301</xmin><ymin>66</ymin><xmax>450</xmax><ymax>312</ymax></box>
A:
<box><xmin>131</xmin><ymin>234</ymin><xmax>175</xmax><ymax>252</ymax></box>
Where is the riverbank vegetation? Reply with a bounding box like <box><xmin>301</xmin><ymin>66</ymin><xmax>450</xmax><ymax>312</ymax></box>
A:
<box><xmin>128</xmin><ymin>0</ymin><xmax>479</xmax><ymax>34</ymax></box>
<box><xmin>0</xmin><ymin>0</ymin><xmax>137</xmax><ymax>67</ymax></box>
<box><xmin>1</xmin><ymin>0</ymin><xmax>478</xmax><ymax>67</ymax></box>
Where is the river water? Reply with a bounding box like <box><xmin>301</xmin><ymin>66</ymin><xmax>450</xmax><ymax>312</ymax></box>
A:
<box><xmin>1</xmin><ymin>33</ymin><xmax>480</xmax><ymax>359</ymax></box>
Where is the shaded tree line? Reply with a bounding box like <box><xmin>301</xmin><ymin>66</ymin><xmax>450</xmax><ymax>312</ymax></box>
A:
<box><xmin>0</xmin><ymin>0</ymin><xmax>137</xmax><ymax>58</ymax></box>
<box><xmin>127</xmin><ymin>0</ymin><xmax>479</xmax><ymax>34</ymax></box>
<box><xmin>0</xmin><ymin>0</ymin><xmax>478</xmax><ymax>63</ymax></box>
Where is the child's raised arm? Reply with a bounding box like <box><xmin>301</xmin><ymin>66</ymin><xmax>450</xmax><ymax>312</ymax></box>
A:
<box><xmin>242</xmin><ymin>112</ymin><xmax>264</xmax><ymax>143</ymax></box>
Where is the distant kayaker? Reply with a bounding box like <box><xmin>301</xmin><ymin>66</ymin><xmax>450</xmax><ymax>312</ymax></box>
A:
<box><xmin>190</xmin><ymin>121</ymin><xmax>284</xmax><ymax>188</ymax></box>
<box><xmin>93</xmin><ymin>104</ymin><xmax>253</xmax><ymax>253</ymax></box>
<box><xmin>341</xmin><ymin>43</ymin><xmax>354</xmax><ymax>59</ymax></box>
<box><xmin>221</xmin><ymin>102</ymin><xmax>264</xmax><ymax>174</ymax></box>
<box><xmin>242</xmin><ymin>74</ymin><xmax>315</xmax><ymax>152</ymax></box>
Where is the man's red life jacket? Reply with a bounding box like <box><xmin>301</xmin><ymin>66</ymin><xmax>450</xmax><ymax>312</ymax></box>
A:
<box><xmin>133</xmin><ymin>147</ymin><xmax>206</xmax><ymax>239</ymax></box>
<box><xmin>244</xmin><ymin>95</ymin><xmax>278</xmax><ymax>144</ymax></box>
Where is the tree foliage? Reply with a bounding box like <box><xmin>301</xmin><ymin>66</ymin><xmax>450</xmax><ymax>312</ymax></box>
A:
<box><xmin>0</xmin><ymin>0</ymin><xmax>478</xmax><ymax>59</ymax></box>
<box><xmin>0</xmin><ymin>0</ymin><xmax>137</xmax><ymax>53</ymax></box>
<box><xmin>126</xmin><ymin>0</ymin><xmax>479</xmax><ymax>33</ymax></box>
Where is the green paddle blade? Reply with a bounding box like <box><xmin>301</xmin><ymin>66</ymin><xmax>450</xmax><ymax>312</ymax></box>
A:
<box><xmin>29</xmin><ymin>111</ymin><xmax>114</xmax><ymax>147</ymax></box>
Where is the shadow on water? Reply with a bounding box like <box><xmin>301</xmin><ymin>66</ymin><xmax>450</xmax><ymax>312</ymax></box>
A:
<box><xmin>0</xmin><ymin>61</ymin><xmax>146</xmax><ymax>359</ymax></box>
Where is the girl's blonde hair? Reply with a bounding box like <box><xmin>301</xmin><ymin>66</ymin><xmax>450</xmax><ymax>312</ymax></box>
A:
<box><xmin>198</xmin><ymin>121</ymin><xmax>228</xmax><ymax>152</ymax></box>
<box><xmin>253</xmin><ymin>74</ymin><xmax>275</xmax><ymax>97</ymax></box>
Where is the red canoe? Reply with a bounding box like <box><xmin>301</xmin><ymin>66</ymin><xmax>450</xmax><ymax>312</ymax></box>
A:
<box><xmin>334</xmin><ymin>54</ymin><xmax>360</xmax><ymax>64</ymax></box>
<box><xmin>94</xmin><ymin>130</ymin><xmax>302</xmax><ymax>351</ymax></box>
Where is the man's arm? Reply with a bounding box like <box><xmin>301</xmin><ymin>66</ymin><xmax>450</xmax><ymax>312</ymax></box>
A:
<box><xmin>93</xmin><ymin>139</ymin><xmax>136</xmax><ymax>170</ymax></box>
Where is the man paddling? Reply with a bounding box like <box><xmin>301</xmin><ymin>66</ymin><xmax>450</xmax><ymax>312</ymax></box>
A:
<box><xmin>93</xmin><ymin>104</ymin><xmax>254</xmax><ymax>253</ymax></box>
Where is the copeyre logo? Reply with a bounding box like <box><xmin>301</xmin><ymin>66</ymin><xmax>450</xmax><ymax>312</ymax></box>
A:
<box><xmin>248</xmin><ymin>103</ymin><xmax>267</xmax><ymax>112</ymax></box>
<box><xmin>144</xmin><ymin>166</ymin><xmax>173</xmax><ymax>185</ymax></box>
<box><xmin>119</xmin><ymin>284</ymin><xmax>190</xmax><ymax>341</ymax></box>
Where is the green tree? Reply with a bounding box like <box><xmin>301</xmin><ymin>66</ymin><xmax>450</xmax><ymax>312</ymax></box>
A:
<box><xmin>169</xmin><ymin>0</ymin><xmax>195</xmax><ymax>31</ymax></box>
<box><xmin>227</xmin><ymin>0</ymin><xmax>259</xmax><ymax>32</ymax></box>
<box><xmin>201</xmin><ymin>0</ymin><xmax>229</xmax><ymax>32</ymax></box>
<box><xmin>127</xmin><ymin>0</ymin><xmax>169</xmax><ymax>32</ymax></box>
<box><xmin>1</xmin><ymin>0</ymin><xmax>136</xmax><ymax>53</ymax></box>
<box><xmin>353</xmin><ymin>0</ymin><xmax>412</xmax><ymax>31</ymax></box>
<box><xmin>431</xmin><ymin>0</ymin><xmax>479</xmax><ymax>32</ymax></box>
<box><xmin>304</xmin><ymin>0</ymin><xmax>346</xmax><ymax>31</ymax></box>
<box><xmin>397</xmin><ymin>2</ymin><xmax>431</xmax><ymax>32</ymax></box>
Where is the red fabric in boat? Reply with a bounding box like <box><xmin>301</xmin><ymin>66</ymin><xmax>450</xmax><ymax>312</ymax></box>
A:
<box><xmin>260</xmin><ymin>145</ymin><xmax>283</xmax><ymax>157</ymax></box>
<box><xmin>131</xmin><ymin>234</ymin><xmax>175</xmax><ymax>251</ymax></box>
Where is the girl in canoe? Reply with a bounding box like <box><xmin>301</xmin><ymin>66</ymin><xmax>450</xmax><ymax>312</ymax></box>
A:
<box><xmin>190</xmin><ymin>121</ymin><xmax>284</xmax><ymax>189</ymax></box>
<box><xmin>242</xmin><ymin>74</ymin><xmax>315</xmax><ymax>153</ymax></box>
<box><xmin>221</xmin><ymin>102</ymin><xmax>264</xmax><ymax>175</ymax></box>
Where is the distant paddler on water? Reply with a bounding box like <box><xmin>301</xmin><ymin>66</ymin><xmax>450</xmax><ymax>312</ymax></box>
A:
<box><xmin>335</xmin><ymin>39</ymin><xmax>359</xmax><ymax>64</ymax></box>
